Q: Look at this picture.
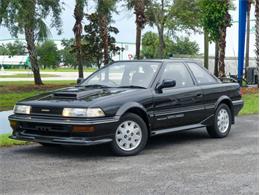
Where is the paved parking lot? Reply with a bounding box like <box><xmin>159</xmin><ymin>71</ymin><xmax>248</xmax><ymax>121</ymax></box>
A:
<box><xmin>0</xmin><ymin>115</ymin><xmax>258</xmax><ymax>195</ymax></box>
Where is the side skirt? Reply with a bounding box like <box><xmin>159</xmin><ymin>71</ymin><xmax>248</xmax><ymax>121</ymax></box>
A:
<box><xmin>151</xmin><ymin>124</ymin><xmax>206</xmax><ymax>136</ymax></box>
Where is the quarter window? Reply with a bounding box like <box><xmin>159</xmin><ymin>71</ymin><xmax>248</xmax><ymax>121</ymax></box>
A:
<box><xmin>161</xmin><ymin>63</ymin><xmax>194</xmax><ymax>88</ymax></box>
<box><xmin>187</xmin><ymin>63</ymin><xmax>217</xmax><ymax>85</ymax></box>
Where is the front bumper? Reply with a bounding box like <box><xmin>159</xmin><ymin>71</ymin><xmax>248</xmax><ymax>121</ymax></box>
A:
<box><xmin>9</xmin><ymin>133</ymin><xmax>112</xmax><ymax>146</ymax></box>
<box><xmin>9</xmin><ymin>114</ymin><xmax>119</xmax><ymax>146</ymax></box>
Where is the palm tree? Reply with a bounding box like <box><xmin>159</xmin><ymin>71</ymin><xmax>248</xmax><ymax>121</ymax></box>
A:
<box><xmin>73</xmin><ymin>0</ymin><xmax>86</xmax><ymax>79</ymax></box>
<box><xmin>218</xmin><ymin>0</ymin><xmax>231</xmax><ymax>77</ymax></box>
<box><xmin>97</xmin><ymin>0</ymin><xmax>117</xmax><ymax>65</ymax></box>
<box><xmin>127</xmin><ymin>0</ymin><xmax>147</xmax><ymax>59</ymax></box>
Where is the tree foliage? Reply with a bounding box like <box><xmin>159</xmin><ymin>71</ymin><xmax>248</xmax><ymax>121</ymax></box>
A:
<box><xmin>60</xmin><ymin>39</ymin><xmax>77</xmax><ymax>67</ymax></box>
<box><xmin>172</xmin><ymin>37</ymin><xmax>199</xmax><ymax>55</ymax></box>
<box><xmin>145</xmin><ymin>0</ymin><xmax>201</xmax><ymax>58</ymax></box>
<box><xmin>0</xmin><ymin>0</ymin><xmax>63</xmax><ymax>85</ymax></box>
<box><xmin>82</xmin><ymin>13</ymin><xmax>123</xmax><ymax>69</ymax></box>
<box><xmin>168</xmin><ymin>0</ymin><xmax>201</xmax><ymax>33</ymax></box>
<box><xmin>199</xmin><ymin>0</ymin><xmax>232</xmax><ymax>77</ymax></box>
<box><xmin>141</xmin><ymin>31</ymin><xmax>199</xmax><ymax>58</ymax></box>
<box><xmin>0</xmin><ymin>40</ymin><xmax>26</xmax><ymax>56</ymax></box>
<box><xmin>198</xmin><ymin>0</ymin><xmax>232</xmax><ymax>42</ymax></box>
<box><xmin>0</xmin><ymin>0</ymin><xmax>62</xmax><ymax>40</ymax></box>
<box><xmin>36</xmin><ymin>40</ymin><xmax>60</xmax><ymax>69</ymax></box>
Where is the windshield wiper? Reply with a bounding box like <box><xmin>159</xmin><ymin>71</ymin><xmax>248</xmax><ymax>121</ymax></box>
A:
<box><xmin>118</xmin><ymin>85</ymin><xmax>146</xmax><ymax>89</ymax></box>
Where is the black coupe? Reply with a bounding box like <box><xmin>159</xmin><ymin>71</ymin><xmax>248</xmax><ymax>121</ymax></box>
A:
<box><xmin>9</xmin><ymin>60</ymin><xmax>243</xmax><ymax>156</ymax></box>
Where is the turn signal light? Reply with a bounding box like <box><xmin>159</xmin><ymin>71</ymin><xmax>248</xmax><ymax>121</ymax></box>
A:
<box><xmin>72</xmin><ymin>125</ymin><xmax>95</xmax><ymax>133</ymax></box>
<box><xmin>9</xmin><ymin>120</ymin><xmax>17</xmax><ymax>129</ymax></box>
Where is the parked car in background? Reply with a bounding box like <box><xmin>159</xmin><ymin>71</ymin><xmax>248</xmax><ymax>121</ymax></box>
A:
<box><xmin>9</xmin><ymin>60</ymin><xmax>243</xmax><ymax>156</ymax></box>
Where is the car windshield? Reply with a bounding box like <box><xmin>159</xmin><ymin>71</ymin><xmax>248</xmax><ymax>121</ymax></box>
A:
<box><xmin>81</xmin><ymin>61</ymin><xmax>161</xmax><ymax>88</ymax></box>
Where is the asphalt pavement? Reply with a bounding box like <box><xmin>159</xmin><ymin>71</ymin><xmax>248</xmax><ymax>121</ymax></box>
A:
<box><xmin>0</xmin><ymin>115</ymin><xmax>258</xmax><ymax>195</ymax></box>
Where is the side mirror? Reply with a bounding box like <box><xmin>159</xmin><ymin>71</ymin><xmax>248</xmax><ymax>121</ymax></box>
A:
<box><xmin>77</xmin><ymin>78</ymin><xmax>83</xmax><ymax>84</ymax></box>
<box><xmin>157</xmin><ymin>79</ymin><xmax>176</xmax><ymax>93</ymax></box>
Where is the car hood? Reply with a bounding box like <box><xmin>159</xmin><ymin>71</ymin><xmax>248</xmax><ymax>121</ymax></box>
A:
<box><xmin>18</xmin><ymin>86</ymin><xmax>144</xmax><ymax>108</ymax></box>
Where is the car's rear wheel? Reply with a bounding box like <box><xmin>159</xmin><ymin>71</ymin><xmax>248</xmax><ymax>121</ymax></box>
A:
<box><xmin>207</xmin><ymin>104</ymin><xmax>232</xmax><ymax>138</ymax></box>
<box><xmin>111</xmin><ymin>113</ymin><xmax>148</xmax><ymax>156</ymax></box>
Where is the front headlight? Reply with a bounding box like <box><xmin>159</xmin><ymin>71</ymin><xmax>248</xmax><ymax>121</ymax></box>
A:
<box><xmin>14</xmin><ymin>105</ymin><xmax>31</xmax><ymax>114</ymax></box>
<box><xmin>62</xmin><ymin>108</ymin><xmax>105</xmax><ymax>117</ymax></box>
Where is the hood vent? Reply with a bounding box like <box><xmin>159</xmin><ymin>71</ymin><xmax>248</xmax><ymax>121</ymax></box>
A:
<box><xmin>53</xmin><ymin>92</ymin><xmax>77</xmax><ymax>99</ymax></box>
<box><xmin>53</xmin><ymin>89</ymin><xmax>104</xmax><ymax>99</ymax></box>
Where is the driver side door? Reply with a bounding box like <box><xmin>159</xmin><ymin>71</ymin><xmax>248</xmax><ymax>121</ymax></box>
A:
<box><xmin>152</xmin><ymin>62</ymin><xmax>205</xmax><ymax>130</ymax></box>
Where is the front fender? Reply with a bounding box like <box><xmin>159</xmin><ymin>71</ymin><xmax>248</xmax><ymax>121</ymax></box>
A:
<box><xmin>115</xmin><ymin>102</ymin><xmax>147</xmax><ymax>117</ymax></box>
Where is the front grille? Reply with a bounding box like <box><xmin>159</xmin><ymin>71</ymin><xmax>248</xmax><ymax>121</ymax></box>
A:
<box><xmin>22</xmin><ymin>129</ymin><xmax>71</xmax><ymax>137</ymax></box>
<box><xmin>17</xmin><ymin>121</ymin><xmax>71</xmax><ymax>135</ymax></box>
<box><xmin>31</xmin><ymin>106</ymin><xmax>63</xmax><ymax>116</ymax></box>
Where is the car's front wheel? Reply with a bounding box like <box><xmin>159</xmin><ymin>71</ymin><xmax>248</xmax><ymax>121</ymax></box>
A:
<box><xmin>207</xmin><ymin>104</ymin><xmax>232</xmax><ymax>138</ymax></box>
<box><xmin>111</xmin><ymin>113</ymin><xmax>148</xmax><ymax>156</ymax></box>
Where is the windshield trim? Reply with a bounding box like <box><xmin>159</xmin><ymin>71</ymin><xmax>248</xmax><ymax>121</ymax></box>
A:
<box><xmin>79</xmin><ymin>61</ymin><xmax>163</xmax><ymax>89</ymax></box>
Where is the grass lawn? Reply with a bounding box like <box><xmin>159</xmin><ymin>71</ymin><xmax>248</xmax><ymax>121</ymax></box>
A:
<box><xmin>0</xmin><ymin>80</ymin><xmax>75</xmax><ymax>111</ymax></box>
<box><xmin>240</xmin><ymin>94</ymin><xmax>259</xmax><ymax>115</ymax></box>
<box><xmin>6</xmin><ymin>67</ymin><xmax>97</xmax><ymax>72</ymax></box>
<box><xmin>0</xmin><ymin>73</ymin><xmax>59</xmax><ymax>78</ymax></box>
<box><xmin>0</xmin><ymin>133</ymin><xmax>30</xmax><ymax>147</ymax></box>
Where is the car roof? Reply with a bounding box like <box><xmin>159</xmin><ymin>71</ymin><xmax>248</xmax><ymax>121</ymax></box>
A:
<box><xmin>114</xmin><ymin>59</ymin><xmax>201</xmax><ymax>64</ymax></box>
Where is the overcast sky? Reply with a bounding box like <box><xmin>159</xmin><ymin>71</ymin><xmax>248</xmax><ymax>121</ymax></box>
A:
<box><xmin>0</xmin><ymin>0</ymin><xmax>256</xmax><ymax>57</ymax></box>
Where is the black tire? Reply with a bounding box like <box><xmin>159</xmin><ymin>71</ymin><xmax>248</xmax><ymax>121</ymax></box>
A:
<box><xmin>38</xmin><ymin>142</ymin><xmax>60</xmax><ymax>147</ymax></box>
<box><xmin>111</xmin><ymin>113</ymin><xmax>148</xmax><ymax>156</ymax></box>
<box><xmin>207</xmin><ymin>104</ymin><xmax>232</xmax><ymax>138</ymax></box>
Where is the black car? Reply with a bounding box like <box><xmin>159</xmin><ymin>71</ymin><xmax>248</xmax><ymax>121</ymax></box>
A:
<box><xmin>9</xmin><ymin>60</ymin><xmax>243</xmax><ymax>156</ymax></box>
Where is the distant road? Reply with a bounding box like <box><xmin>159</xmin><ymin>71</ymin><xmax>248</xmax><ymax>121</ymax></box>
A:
<box><xmin>0</xmin><ymin>115</ymin><xmax>258</xmax><ymax>194</ymax></box>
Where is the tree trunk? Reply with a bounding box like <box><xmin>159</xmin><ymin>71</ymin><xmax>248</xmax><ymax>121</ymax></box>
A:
<box><xmin>204</xmin><ymin>30</ymin><xmax>209</xmax><ymax>69</ymax></box>
<box><xmin>214</xmin><ymin>41</ymin><xmax>219</xmax><ymax>77</ymax></box>
<box><xmin>157</xmin><ymin>26</ymin><xmax>165</xmax><ymax>58</ymax></box>
<box><xmin>24</xmin><ymin>26</ymin><xmax>43</xmax><ymax>85</ymax></box>
<box><xmin>218</xmin><ymin>28</ymin><xmax>227</xmax><ymax>77</ymax></box>
<box><xmin>73</xmin><ymin>0</ymin><xmax>84</xmax><ymax>79</ymax></box>
<box><xmin>135</xmin><ymin>19</ymin><xmax>142</xmax><ymax>59</ymax></box>
<box><xmin>76</xmin><ymin>33</ymin><xmax>83</xmax><ymax>79</ymax></box>
<box><xmin>245</xmin><ymin>0</ymin><xmax>252</xmax><ymax>79</ymax></box>
<box><xmin>134</xmin><ymin>0</ymin><xmax>145</xmax><ymax>59</ymax></box>
<box><xmin>218</xmin><ymin>0</ymin><xmax>231</xmax><ymax>78</ymax></box>
<box><xmin>99</xmin><ymin>15</ymin><xmax>109</xmax><ymax>65</ymax></box>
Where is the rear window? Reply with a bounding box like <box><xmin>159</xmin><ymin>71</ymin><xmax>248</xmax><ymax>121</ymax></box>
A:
<box><xmin>187</xmin><ymin>63</ymin><xmax>217</xmax><ymax>85</ymax></box>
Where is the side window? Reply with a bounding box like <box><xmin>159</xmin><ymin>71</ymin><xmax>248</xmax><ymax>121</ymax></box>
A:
<box><xmin>187</xmin><ymin>63</ymin><xmax>217</xmax><ymax>85</ymax></box>
<box><xmin>161</xmin><ymin>63</ymin><xmax>194</xmax><ymax>88</ymax></box>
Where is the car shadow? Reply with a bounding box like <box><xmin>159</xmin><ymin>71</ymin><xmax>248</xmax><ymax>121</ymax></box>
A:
<box><xmin>12</xmin><ymin>128</ymin><xmax>210</xmax><ymax>159</ymax></box>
